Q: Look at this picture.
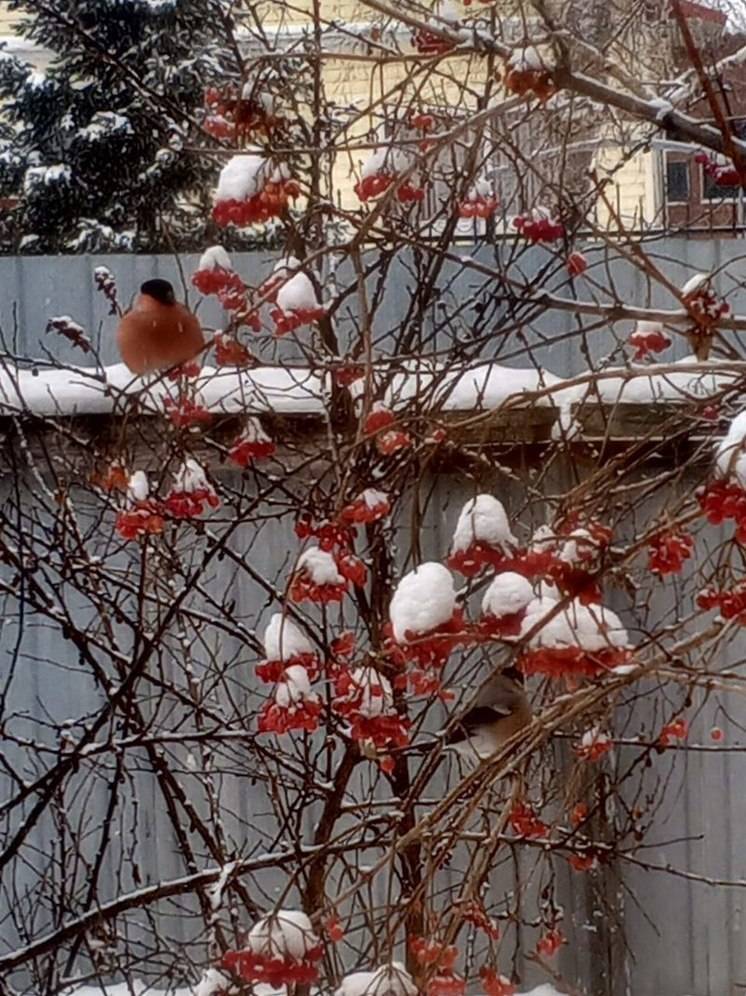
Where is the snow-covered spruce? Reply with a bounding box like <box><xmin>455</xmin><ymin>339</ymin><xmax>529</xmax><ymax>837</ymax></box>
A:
<box><xmin>448</xmin><ymin>494</ymin><xmax>518</xmax><ymax>576</ymax></box>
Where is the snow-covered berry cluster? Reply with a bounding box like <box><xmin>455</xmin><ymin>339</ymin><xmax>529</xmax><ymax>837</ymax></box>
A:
<box><xmin>212</xmin><ymin>154</ymin><xmax>300</xmax><ymax>227</ymax></box>
<box><xmin>628</xmin><ymin>320</ymin><xmax>671</xmax><ymax>361</ymax></box>
<box><xmin>512</xmin><ymin>206</ymin><xmax>564</xmax><ymax>243</ymax></box>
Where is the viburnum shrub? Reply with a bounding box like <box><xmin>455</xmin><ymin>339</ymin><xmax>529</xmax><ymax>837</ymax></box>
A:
<box><xmin>16</xmin><ymin>2</ymin><xmax>746</xmax><ymax>991</ymax></box>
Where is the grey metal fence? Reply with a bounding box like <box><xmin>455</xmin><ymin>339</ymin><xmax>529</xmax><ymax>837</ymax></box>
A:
<box><xmin>1</xmin><ymin>241</ymin><xmax>745</xmax><ymax>996</ymax></box>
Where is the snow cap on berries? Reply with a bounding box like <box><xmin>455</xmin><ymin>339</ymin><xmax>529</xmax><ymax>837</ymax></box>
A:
<box><xmin>451</xmin><ymin>495</ymin><xmax>517</xmax><ymax>553</ymax></box>
<box><xmin>246</xmin><ymin>909</ymin><xmax>320</xmax><ymax>959</ymax></box>
<box><xmin>198</xmin><ymin>245</ymin><xmax>233</xmax><ymax>271</ymax></box>
<box><xmin>127</xmin><ymin>470</ymin><xmax>150</xmax><ymax>503</ymax></box>
<box><xmin>716</xmin><ymin>411</ymin><xmax>746</xmax><ymax>486</ymax></box>
<box><xmin>482</xmin><ymin>572</ymin><xmax>534</xmax><ymax>617</ymax></box>
<box><xmin>335</xmin><ymin>962</ymin><xmax>418</xmax><ymax>996</ymax></box>
<box><xmin>389</xmin><ymin>562</ymin><xmax>457</xmax><ymax>642</ymax></box>
<box><xmin>216</xmin><ymin>152</ymin><xmax>267</xmax><ymax>201</ymax></box>
<box><xmin>296</xmin><ymin>547</ymin><xmax>344</xmax><ymax>585</ymax></box>
<box><xmin>263</xmin><ymin>614</ymin><xmax>314</xmax><ymax>662</ymax></box>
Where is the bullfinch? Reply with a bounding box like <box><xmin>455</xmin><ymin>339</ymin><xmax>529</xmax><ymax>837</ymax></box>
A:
<box><xmin>116</xmin><ymin>279</ymin><xmax>204</xmax><ymax>375</ymax></box>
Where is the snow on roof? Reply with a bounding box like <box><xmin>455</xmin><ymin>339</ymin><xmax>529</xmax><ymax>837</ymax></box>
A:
<box><xmin>0</xmin><ymin>357</ymin><xmax>739</xmax><ymax>421</ymax></box>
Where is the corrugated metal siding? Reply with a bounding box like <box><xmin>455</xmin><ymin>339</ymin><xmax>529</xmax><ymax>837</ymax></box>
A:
<box><xmin>1</xmin><ymin>242</ymin><xmax>746</xmax><ymax>995</ymax></box>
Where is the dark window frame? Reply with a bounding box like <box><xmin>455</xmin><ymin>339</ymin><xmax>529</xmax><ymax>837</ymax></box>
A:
<box><xmin>665</xmin><ymin>156</ymin><xmax>690</xmax><ymax>204</ymax></box>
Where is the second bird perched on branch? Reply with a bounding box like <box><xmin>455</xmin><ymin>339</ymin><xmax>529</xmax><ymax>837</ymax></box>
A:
<box><xmin>410</xmin><ymin>667</ymin><xmax>532</xmax><ymax>763</ymax></box>
<box><xmin>116</xmin><ymin>279</ymin><xmax>205</xmax><ymax>375</ymax></box>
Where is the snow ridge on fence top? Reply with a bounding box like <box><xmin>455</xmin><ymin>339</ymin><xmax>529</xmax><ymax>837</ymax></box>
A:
<box><xmin>0</xmin><ymin>356</ymin><xmax>739</xmax><ymax>420</ymax></box>
<box><xmin>64</xmin><ymin>982</ymin><xmax>564</xmax><ymax>996</ymax></box>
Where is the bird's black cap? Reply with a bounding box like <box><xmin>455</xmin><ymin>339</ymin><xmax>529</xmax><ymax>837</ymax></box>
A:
<box><xmin>140</xmin><ymin>279</ymin><xmax>176</xmax><ymax>305</ymax></box>
<box><xmin>502</xmin><ymin>665</ymin><xmax>524</xmax><ymax>685</ymax></box>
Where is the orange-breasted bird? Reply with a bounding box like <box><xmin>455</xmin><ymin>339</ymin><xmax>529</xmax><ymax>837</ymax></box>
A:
<box><xmin>116</xmin><ymin>279</ymin><xmax>204</xmax><ymax>375</ymax></box>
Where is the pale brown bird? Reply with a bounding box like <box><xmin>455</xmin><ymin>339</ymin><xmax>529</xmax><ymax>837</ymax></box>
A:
<box><xmin>116</xmin><ymin>279</ymin><xmax>204</xmax><ymax>375</ymax></box>
<box><xmin>408</xmin><ymin>667</ymin><xmax>532</xmax><ymax>763</ymax></box>
<box><xmin>443</xmin><ymin>667</ymin><xmax>532</xmax><ymax>761</ymax></box>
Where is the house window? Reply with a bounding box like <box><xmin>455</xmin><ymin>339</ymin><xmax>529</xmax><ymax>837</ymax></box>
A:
<box><xmin>666</xmin><ymin>159</ymin><xmax>690</xmax><ymax>203</ymax></box>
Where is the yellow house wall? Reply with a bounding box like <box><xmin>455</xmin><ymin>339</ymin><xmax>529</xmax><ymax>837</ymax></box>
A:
<box><xmin>0</xmin><ymin>0</ymin><xmax>665</xmax><ymax>229</ymax></box>
<box><xmin>592</xmin><ymin>140</ymin><xmax>661</xmax><ymax>232</ymax></box>
<box><xmin>0</xmin><ymin>7</ymin><xmax>20</xmax><ymax>32</ymax></box>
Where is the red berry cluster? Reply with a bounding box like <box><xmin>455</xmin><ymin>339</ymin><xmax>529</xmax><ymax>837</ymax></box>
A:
<box><xmin>203</xmin><ymin>85</ymin><xmax>283</xmax><ymax>141</ymax></box>
<box><xmin>658</xmin><ymin>717</ymin><xmax>687</xmax><ymax>746</ymax></box>
<box><xmin>695</xmin><ymin>151</ymin><xmax>744</xmax><ymax>189</ymax></box>
<box><xmin>192</xmin><ymin>266</ymin><xmax>244</xmax><ymax>297</ymax></box>
<box><xmin>384</xmin><ymin>609</ymin><xmax>467</xmax><ymax>671</ymax></box>
<box><xmin>682</xmin><ymin>281</ymin><xmax>730</xmax><ymax>329</ymax></box>
<box><xmin>447</xmin><ymin>542</ymin><xmax>515</xmax><ymax>578</ymax></box>
<box><xmin>628</xmin><ymin>324</ymin><xmax>671</xmax><ymax>361</ymax></box>
<box><xmin>480</xmin><ymin>969</ymin><xmax>515</xmax><ymax>996</ymax></box>
<box><xmin>354</xmin><ymin>172</ymin><xmax>395</xmax><ymax>201</ymax></box>
<box><xmin>332</xmin><ymin>670</ymin><xmax>410</xmax><ymax>750</ymax></box>
<box><xmin>258</xmin><ymin>697</ymin><xmax>323</xmax><ymax>734</ymax></box>
<box><xmin>461</xmin><ymin>901</ymin><xmax>500</xmax><ymax>939</ymax></box>
<box><xmin>214</xmin><ymin>332</ymin><xmax>255</xmax><ymax>368</ymax></box>
<box><xmin>164</xmin><ymin>395</ymin><xmax>212</xmax><ymax>428</ymax></box>
<box><xmin>566</xmin><ymin>251</ymin><xmax>588</xmax><ymax>276</ymax></box>
<box><xmin>354</xmin><ymin>173</ymin><xmax>425</xmax><ymax>203</ymax></box>
<box><xmin>162</xmin><ymin>487</ymin><xmax>220</xmax><ymax>520</ymax></box>
<box><xmin>648</xmin><ymin>527</ymin><xmax>694</xmax><ymax>575</ymax></box>
<box><xmin>504</xmin><ymin>67</ymin><xmax>556</xmax><ymax>102</ymax></box>
<box><xmin>574</xmin><ymin>730</ymin><xmax>612</xmax><ymax>762</ymax></box>
<box><xmin>697</xmin><ymin>583</ymin><xmax>746</xmax><ymax>623</ymax></box>
<box><xmin>289</xmin><ymin>571</ymin><xmax>347</xmax><ymax>605</ymax></box>
<box><xmin>255</xmin><ymin>653</ymin><xmax>321</xmax><ymax>685</ymax></box>
<box><xmin>518</xmin><ymin>645</ymin><xmax>631</xmax><ymax>680</ymax></box>
<box><xmin>212</xmin><ymin>179</ymin><xmax>300</xmax><ymax>227</ymax></box>
<box><xmin>115</xmin><ymin>501</ymin><xmax>165</xmax><ymax>541</ymax></box>
<box><xmin>221</xmin><ymin>947</ymin><xmax>323</xmax><ymax>987</ymax></box>
<box><xmin>339</xmin><ymin>493</ymin><xmax>391</xmax><ymax>525</ymax></box>
<box><xmin>412</xmin><ymin>27</ymin><xmax>455</xmax><ymax>55</ymax></box>
<box><xmin>568</xmin><ymin>851</ymin><xmax>598</xmax><ymax>872</ymax></box>
<box><xmin>509</xmin><ymin>800</ymin><xmax>548</xmax><ymax>839</ymax></box>
<box><xmin>363</xmin><ymin>407</ymin><xmax>413</xmax><ymax>454</ymax></box>
<box><xmin>294</xmin><ymin>517</ymin><xmax>356</xmax><ymax>550</ymax></box>
<box><xmin>458</xmin><ymin>195</ymin><xmax>497</xmax><ymax>219</ymax></box>
<box><xmin>270</xmin><ymin>304</ymin><xmax>326</xmax><ymax>336</ymax></box>
<box><xmin>536</xmin><ymin>927</ymin><xmax>565</xmax><ymax>958</ymax></box>
<box><xmin>333</xmin><ymin>363</ymin><xmax>366</xmax><ymax>387</ymax></box>
<box><xmin>229</xmin><ymin>429</ymin><xmax>276</xmax><ymax>467</ymax></box>
<box><xmin>698</xmin><ymin>480</ymin><xmax>746</xmax><ymax>542</ymax></box>
<box><xmin>512</xmin><ymin>211</ymin><xmax>564</xmax><ymax>243</ymax></box>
